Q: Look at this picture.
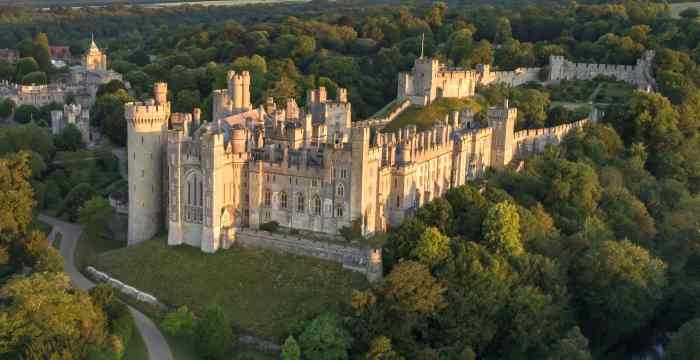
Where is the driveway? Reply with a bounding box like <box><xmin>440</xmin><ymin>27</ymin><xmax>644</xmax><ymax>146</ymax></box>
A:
<box><xmin>40</xmin><ymin>215</ymin><xmax>173</xmax><ymax>360</ymax></box>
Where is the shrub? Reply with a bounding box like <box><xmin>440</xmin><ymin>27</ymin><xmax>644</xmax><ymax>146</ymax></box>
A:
<box><xmin>281</xmin><ymin>336</ymin><xmax>301</xmax><ymax>360</ymax></box>
<box><xmin>194</xmin><ymin>304</ymin><xmax>233</xmax><ymax>359</ymax></box>
<box><xmin>260</xmin><ymin>221</ymin><xmax>280</xmax><ymax>232</ymax></box>
<box><xmin>162</xmin><ymin>306</ymin><xmax>195</xmax><ymax>337</ymax></box>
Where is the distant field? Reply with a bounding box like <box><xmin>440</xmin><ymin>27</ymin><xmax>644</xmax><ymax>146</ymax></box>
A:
<box><xmin>0</xmin><ymin>0</ymin><xmax>306</xmax><ymax>7</ymax></box>
<box><xmin>670</xmin><ymin>2</ymin><xmax>700</xmax><ymax>18</ymax></box>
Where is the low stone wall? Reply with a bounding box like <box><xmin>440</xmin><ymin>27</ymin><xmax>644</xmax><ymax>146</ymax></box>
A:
<box><xmin>235</xmin><ymin>228</ymin><xmax>370</xmax><ymax>273</ymax></box>
<box><xmin>85</xmin><ymin>266</ymin><xmax>164</xmax><ymax>309</ymax></box>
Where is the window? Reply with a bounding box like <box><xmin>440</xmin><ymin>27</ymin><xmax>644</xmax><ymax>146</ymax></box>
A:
<box><xmin>340</xmin><ymin>168</ymin><xmax>348</xmax><ymax>178</ymax></box>
<box><xmin>264</xmin><ymin>190</ymin><xmax>271</xmax><ymax>207</ymax></box>
<box><xmin>336</xmin><ymin>206</ymin><xmax>344</xmax><ymax>217</ymax></box>
<box><xmin>297</xmin><ymin>192</ymin><xmax>305</xmax><ymax>212</ymax></box>
<box><xmin>396</xmin><ymin>195</ymin><xmax>401</xmax><ymax>208</ymax></box>
<box><xmin>314</xmin><ymin>196</ymin><xmax>321</xmax><ymax>215</ymax></box>
<box><xmin>280</xmin><ymin>191</ymin><xmax>287</xmax><ymax>209</ymax></box>
<box><xmin>312</xmin><ymin>179</ymin><xmax>318</xmax><ymax>187</ymax></box>
<box><xmin>337</xmin><ymin>183</ymin><xmax>344</xmax><ymax>198</ymax></box>
<box><xmin>185</xmin><ymin>171</ymin><xmax>204</xmax><ymax>223</ymax></box>
<box><xmin>141</xmin><ymin>136</ymin><xmax>144</xmax><ymax>144</ymax></box>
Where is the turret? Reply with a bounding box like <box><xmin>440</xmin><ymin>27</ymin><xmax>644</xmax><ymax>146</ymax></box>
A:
<box><xmin>125</xmin><ymin>85</ymin><xmax>172</xmax><ymax>245</ymax></box>
<box><xmin>488</xmin><ymin>99</ymin><xmax>517</xmax><ymax>169</ymax></box>
<box><xmin>227</xmin><ymin>70</ymin><xmax>251</xmax><ymax>112</ymax></box>
<box><xmin>154</xmin><ymin>82</ymin><xmax>168</xmax><ymax>105</ymax></box>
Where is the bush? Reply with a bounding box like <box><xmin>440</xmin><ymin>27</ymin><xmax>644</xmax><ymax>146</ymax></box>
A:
<box><xmin>0</xmin><ymin>98</ymin><xmax>15</xmax><ymax>117</ymax></box>
<box><xmin>194</xmin><ymin>304</ymin><xmax>233</xmax><ymax>359</ymax></box>
<box><xmin>21</xmin><ymin>71</ymin><xmax>47</xmax><ymax>85</ymax></box>
<box><xmin>54</xmin><ymin>124</ymin><xmax>86</xmax><ymax>151</ymax></box>
<box><xmin>162</xmin><ymin>306</ymin><xmax>195</xmax><ymax>338</ymax></box>
<box><xmin>298</xmin><ymin>313</ymin><xmax>352</xmax><ymax>360</ymax></box>
<box><xmin>14</xmin><ymin>104</ymin><xmax>40</xmax><ymax>124</ymax></box>
<box><xmin>281</xmin><ymin>336</ymin><xmax>301</xmax><ymax>360</ymax></box>
<box><xmin>259</xmin><ymin>221</ymin><xmax>279</xmax><ymax>232</ymax></box>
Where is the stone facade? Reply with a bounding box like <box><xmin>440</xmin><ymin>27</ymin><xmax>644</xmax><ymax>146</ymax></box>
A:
<box><xmin>126</xmin><ymin>57</ymin><xmax>595</xmax><ymax>266</ymax></box>
<box><xmin>549</xmin><ymin>50</ymin><xmax>656</xmax><ymax>90</ymax></box>
<box><xmin>51</xmin><ymin>103</ymin><xmax>91</xmax><ymax>144</ymax></box>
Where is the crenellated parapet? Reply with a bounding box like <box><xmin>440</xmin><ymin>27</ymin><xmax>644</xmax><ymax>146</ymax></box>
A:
<box><xmin>125</xmin><ymin>101</ymin><xmax>171</xmax><ymax>131</ymax></box>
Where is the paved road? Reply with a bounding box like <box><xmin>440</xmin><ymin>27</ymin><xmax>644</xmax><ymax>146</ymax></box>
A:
<box><xmin>40</xmin><ymin>215</ymin><xmax>173</xmax><ymax>360</ymax></box>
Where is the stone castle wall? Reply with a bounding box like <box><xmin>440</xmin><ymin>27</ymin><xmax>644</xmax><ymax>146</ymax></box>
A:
<box><xmin>513</xmin><ymin>118</ymin><xmax>590</xmax><ymax>156</ymax></box>
<box><xmin>235</xmin><ymin>228</ymin><xmax>377</xmax><ymax>275</ymax></box>
<box><xmin>548</xmin><ymin>51</ymin><xmax>656</xmax><ymax>90</ymax></box>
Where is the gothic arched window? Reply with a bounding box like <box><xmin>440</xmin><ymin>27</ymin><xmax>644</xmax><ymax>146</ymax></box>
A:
<box><xmin>280</xmin><ymin>191</ymin><xmax>288</xmax><ymax>209</ymax></box>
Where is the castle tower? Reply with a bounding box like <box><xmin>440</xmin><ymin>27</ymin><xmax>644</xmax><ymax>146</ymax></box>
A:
<box><xmin>83</xmin><ymin>35</ymin><xmax>107</xmax><ymax>71</ymax></box>
<box><xmin>126</xmin><ymin>83</ymin><xmax>171</xmax><ymax>245</ymax></box>
<box><xmin>227</xmin><ymin>70</ymin><xmax>251</xmax><ymax>113</ymax></box>
<box><xmin>488</xmin><ymin>99</ymin><xmax>517</xmax><ymax>169</ymax></box>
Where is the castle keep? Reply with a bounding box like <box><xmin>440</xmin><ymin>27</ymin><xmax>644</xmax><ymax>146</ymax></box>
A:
<box><xmin>127</xmin><ymin>57</ymin><xmax>598</xmax><ymax>254</ymax></box>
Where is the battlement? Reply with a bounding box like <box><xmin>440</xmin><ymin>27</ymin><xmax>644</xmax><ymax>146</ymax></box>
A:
<box><xmin>227</xmin><ymin>70</ymin><xmax>251</xmax><ymax>84</ymax></box>
<box><xmin>437</xmin><ymin>69</ymin><xmax>478</xmax><ymax>81</ymax></box>
<box><xmin>125</xmin><ymin>101</ymin><xmax>171</xmax><ymax>129</ymax></box>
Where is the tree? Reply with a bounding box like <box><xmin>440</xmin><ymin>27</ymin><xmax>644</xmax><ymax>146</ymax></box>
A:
<box><xmin>161</xmin><ymin>306</ymin><xmax>195</xmax><ymax>338</ymax></box>
<box><xmin>572</xmin><ymin>240</ymin><xmax>667</xmax><ymax>352</ymax></box>
<box><xmin>194</xmin><ymin>304</ymin><xmax>232</xmax><ymax>359</ymax></box>
<box><xmin>21</xmin><ymin>70</ymin><xmax>47</xmax><ymax>85</ymax></box>
<box><xmin>667</xmin><ymin>318</ymin><xmax>700</xmax><ymax>360</ymax></box>
<box><xmin>298</xmin><ymin>312</ymin><xmax>353</xmax><ymax>360</ymax></box>
<box><xmin>547</xmin><ymin>327</ymin><xmax>592</xmax><ymax>360</ymax></box>
<box><xmin>483</xmin><ymin>201</ymin><xmax>523</xmax><ymax>258</ymax></box>
<box><xmin>365</xmin><ymin>336</ymin><xmax>402</xmax><ymax>360</ymax></box>
<box><xmin>61</xmin><ymin>183</ymin><xmax>97</xmax><ymax>221</ymax></box>
<box><xmin>381</xmin><ymin>261</ymin><xmax>445</xmax><ymax>319</ymax></box>
<box><xmin>54</xmin><ymin>124</ymin><xmax>85</xmax><ymax>151</ymax></box>
<box><xmin>281</xmin><ymin>336</ymin><xmax>301</xmax><ymax>360</ymax></box>
<box><xmin>93</xmin><ymin>94</ymin><xmax>127</xmax><ymax>146</ymax></box>
<box><xmin>0</xmin><ymin>60</ymin><xmax>15</xmax><ymax>81</ymax></box>
<box><xmin>32</xmin><ymin>33</ymin><xmax>51</xmax><ymax>73</ymax></box>
<box><xmin>15</xmin><ymin>57</ymin><xmax>39</xmax><ymax>81</ymax></box>
<box><xmin>0</xmin><ymin>98</ymin><xmax>14</xmax><ymax>118</ymax></box>
<box><xmin>0</xmin><ymin>152</ymin><xmax>34</xmax><ymax>236</ymax></box>
<box><xmin>680</xmin><ymin>7</ymin><xmax>700</xmax><ymax>20</ymax></box>
<box><xmin>0</xmin><ymin>272</ymin><xmax>107</xmax><ymax>358</ymax></box>
<box><xmin>411</xmin><ymin>227</ymin><xmax>450</xmax><ymax>268</ymax></box>
<box><xmin>78</xmin><ymin>196</ymin><xmax>112</xmax><ymax>241</ymax></box>
<box><xmin>416</xmin><ymin>198</ymin><xmax>452</xmax><ymax>234</ymax></box>
<box><xmin>13</xmin><ymin>104</ymin><xmax>40</xmax><ymax>124</ymax></box>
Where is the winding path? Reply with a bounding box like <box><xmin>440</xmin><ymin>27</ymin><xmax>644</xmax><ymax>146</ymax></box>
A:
<box><xmin>40</xmin><ymin>215</ymin><xmax>174</xmax><ymax>360</ymax></box>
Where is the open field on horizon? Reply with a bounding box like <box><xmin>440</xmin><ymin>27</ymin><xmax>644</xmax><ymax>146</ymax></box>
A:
<box><xmin>670</xmin><ymin>2</ymin><xmax>700</xmax><ymax>18</ymax></box>
<box><xmin>0</xmin><ymin>0</ymin><xmax>306</xmax><ymax>7</ymax></box>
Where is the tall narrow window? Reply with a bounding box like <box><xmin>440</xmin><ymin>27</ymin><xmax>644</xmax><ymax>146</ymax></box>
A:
<box><xmin>314</xmin><ymin>196</ymin><xmax>321</xmax><ymax>215</ymax></box>
<box><xmin>297</xmin><ymin>192</ymin><xmax>305</xmax><ymax>212</ymax></box>
<box><xmin>337</xmin><ymin>183</ymin><xmax>344</xmax><ymax>198</ymax></box>
<box><xmin>264</xmin><ymin>190</ymin><xmax>271</xmax><ymax>207</ymax></box>
<box><xmin>280</xmin><ymin>191</ymin><xmax>288</xmax><ymax>209</ymax></box>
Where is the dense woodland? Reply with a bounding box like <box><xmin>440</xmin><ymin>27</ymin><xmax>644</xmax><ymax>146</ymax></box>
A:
<box><xmin>2</xmin><ymin>0</ymin><xmax>700</xmax><ymax>359</ymax></box>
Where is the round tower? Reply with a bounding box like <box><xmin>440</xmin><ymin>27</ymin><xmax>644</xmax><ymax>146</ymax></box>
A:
<box><xmin>227</xmin><ymin>70</ymin><xmax>252</xmax><ymax>112</ymax></box>
<box><xmin>126</xmin><ymin>84</ymin><xmax>171</xmax><ymax>245</ymax></box>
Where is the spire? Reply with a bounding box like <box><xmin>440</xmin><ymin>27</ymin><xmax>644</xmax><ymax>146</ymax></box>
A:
<box><xmin>420</xmin><ymin>33</ymin><xmax>425</xmax><ymax>59</ymax></box>
<box><xmin>89</xmin><ymin>33</ymin><xmax>98</xmax><ymax>51</ymax></box>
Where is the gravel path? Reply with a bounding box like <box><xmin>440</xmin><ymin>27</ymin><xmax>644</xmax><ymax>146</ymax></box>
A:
<box><xmin>39</xmin><ymin>214</ymin><xmax>173</xmax><ymax>360</ymax></box>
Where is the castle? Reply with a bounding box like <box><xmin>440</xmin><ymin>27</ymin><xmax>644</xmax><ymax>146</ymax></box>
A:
<box><xmin>126</xmin><ymin>56</ymin><xmax>599</xmax><ymax>254</ymax></box>
<box><xmin>50</xmin><ymin>103</ymin><xmax>93</xmax><ymax>145</ymax></box>
<box><xmin>0</xmin><ymin>36</ymin><xmax>122</xmax><ymax>110</ymax></box>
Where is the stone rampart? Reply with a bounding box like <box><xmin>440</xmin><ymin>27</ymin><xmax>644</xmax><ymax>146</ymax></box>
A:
<box><xmin>85</xmin><ymin>266</ymin><xmax>164</xmax><ymax>308</ymax></box>
<box><xmin>513</xmin><ymin>118</ymin><xmax>589</xmax><ymax>155</ymax></box>
<box><xmin>235</xmin><ymin>228</ymin><xmax>372</xmax><ymax>273</ymax></box>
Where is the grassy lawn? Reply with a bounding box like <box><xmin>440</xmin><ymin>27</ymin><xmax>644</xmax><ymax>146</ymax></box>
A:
<box><xmin>549</xmin><ymin>80</ymin><xmax>597</xmax><ymax>102</ymax></box>
<box><xmin>89</xmin><ymin>237</ymin><xmax>368</xmax><ymax>342</ymax></box>
<box><xmin>383</xmin><ymin>97</ymin><xmax>480</xmax><ymax>132</ymax></box>
<box><xmin>594</xmin><ymin>81</ymin><xmax>634</xmax><ymax>103</ymax></box>
<box><xmin>75</xmin><ymin>216</ymin><xmax>127</xmax><ymax>270</ymax></box>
